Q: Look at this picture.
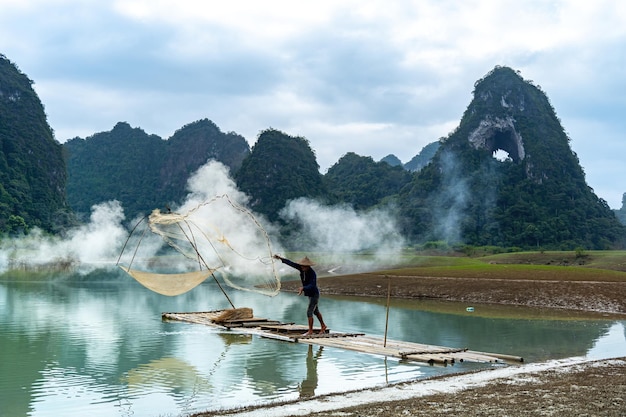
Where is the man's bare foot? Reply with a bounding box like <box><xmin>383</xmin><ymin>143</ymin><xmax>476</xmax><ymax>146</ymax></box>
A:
<box><xmin>302</xmin><ymin>330</ymin><xmax>313</xmax><ymax>336</ymax></box>
<box><xmin>319</xmin><ymin>326</ymin><xmax>328</xmax><ymax>334</ymax></box>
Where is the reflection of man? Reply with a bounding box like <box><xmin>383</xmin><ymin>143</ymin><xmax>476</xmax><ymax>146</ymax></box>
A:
<box><xmin>299</xmin><ymin>345</ymin><xmax>323</xmax><ymax>398</ymax></box>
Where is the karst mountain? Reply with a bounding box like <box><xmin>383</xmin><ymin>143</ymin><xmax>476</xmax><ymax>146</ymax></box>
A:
<box><xmin>397</xmin><ymin>66</ymin><xmax>625</xmax><ymax>249</ymax></box>
<box><xmin>1</xmin><ymin>54</ymin><xmax>624</xmax><ymax>249</ymax></box>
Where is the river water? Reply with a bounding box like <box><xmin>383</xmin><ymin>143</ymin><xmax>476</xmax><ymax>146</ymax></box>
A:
<box><xmin>1</xmin><ymin>268</ymin><xmax>624</xmax><ymax>417</ymax></box>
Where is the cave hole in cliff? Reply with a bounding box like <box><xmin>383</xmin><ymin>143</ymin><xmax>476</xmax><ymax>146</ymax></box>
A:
<box><xmin>487</xmin><ymin>129</ymin><xmax>521</xmax><ymax>162</ymax></box>
<box><xmin>493</xmin><ymin>149</ymin><xmax>510</xmax><ymax>161</ymax></box>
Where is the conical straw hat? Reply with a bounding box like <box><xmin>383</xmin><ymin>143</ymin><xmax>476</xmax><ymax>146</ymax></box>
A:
<box><xmin>298</xmin><ymin>256</ymin><xmax>315</xmax><ymax>266</ymax></box>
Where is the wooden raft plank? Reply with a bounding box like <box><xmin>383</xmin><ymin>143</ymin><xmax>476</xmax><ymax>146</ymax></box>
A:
<box><xmin>259</xmin><ymin>324</ymin><xmax>314</xmax><ymax>332</ymax></box>
<box><xmin>465</xmin><ymin>350</ymin><xmax>524</xmax><ymax>363</ymax></box>
<box><xmin>161</xmin><ymin>311</ymin><xmax>523</xmax><ymax>365</ymax></box>
<box><xmin>222</xmin><ymin>320</ymin><xmax>282</xmax><ymax>328</ymax></box>
<box><xmin>294</xmin><ymin>332</ymin><xmax>364</xmax><ymax>341</ymax></box>
<box><xmin>399</xmin><ymin>347</ymin><xmax>468</xmax><ymax>358</ymax></box>
<box><xmin>245</xmin><ymin>328</ymin><xmax>298</xmax><ymax>342</ymax></box>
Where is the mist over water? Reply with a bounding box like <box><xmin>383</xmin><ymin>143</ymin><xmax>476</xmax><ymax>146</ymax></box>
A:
<box><xmin>0</xmin><ymin>160</ymin><xmax>407</xmax><ymax>277</ymax></box>
<box><xmin>0</xmin><ymin>201</ymin><xmax>127</xmax><ymax>272</ymax></box>
<box><xmin>3</xmin><ymin>159</ymin><xmax>626</xmax><ymax>417</ymax></box>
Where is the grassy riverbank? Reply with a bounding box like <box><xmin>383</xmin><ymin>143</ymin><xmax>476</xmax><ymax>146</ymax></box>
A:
<box><xmin>374</xmin><ymin>250</ymin><xmax>626</xmax><ymax>281</ymax></box>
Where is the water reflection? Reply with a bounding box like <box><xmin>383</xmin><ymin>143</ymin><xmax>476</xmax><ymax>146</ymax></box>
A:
<box><xmin>299</xmin><ymin>345</ymin><xmax>323</xmax><ymax>398</ymax></box>
<box><xmin>0</xmin><ymin>269</ymin><xmax>624</xmax><ymax>417</ymax></box>
<box><xmin>587</xmin><ymin>321</ymin><xmax>626</xmax><ymax>360</ymax></box>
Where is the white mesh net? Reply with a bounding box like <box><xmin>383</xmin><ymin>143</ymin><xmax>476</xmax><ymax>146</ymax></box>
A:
<box><xmin>118</xmin><ymin>194</ymin><xmax>280</xmax><ymax>298</ymax></box>
<box><xmin>119</xmin><ymin>267</ymin><xmax>217</xmax><ymax>296</ymax></box>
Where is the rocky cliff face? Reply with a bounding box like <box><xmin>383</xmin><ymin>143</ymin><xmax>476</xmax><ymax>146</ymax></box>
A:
<box><xmin>468</xmin><ymin>116</ymin><xmax>525</xmax><ymax>161</ymax></box>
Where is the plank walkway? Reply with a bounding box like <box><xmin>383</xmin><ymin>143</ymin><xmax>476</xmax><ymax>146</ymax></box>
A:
<box><xmin>162</xmin><ymin>311</ymin><xmax>524</xmax><ymax>366</ymax></box>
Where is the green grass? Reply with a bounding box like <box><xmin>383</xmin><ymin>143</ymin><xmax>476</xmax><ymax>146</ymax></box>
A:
<box><xmin>372</xmin><ymin>250</ymin><xmax>626</xmax><ymax>282</ymax></box>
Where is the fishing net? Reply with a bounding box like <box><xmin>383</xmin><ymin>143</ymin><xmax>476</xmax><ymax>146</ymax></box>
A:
<box><xmin>119</xmin><ymin>267</ymin><xmax>217</xmax><ymax>297</ymax></box>
<box><xmin>117</xmin><ymin>194</ymin><xmax>280</xmax><ymax>299</ymax></box>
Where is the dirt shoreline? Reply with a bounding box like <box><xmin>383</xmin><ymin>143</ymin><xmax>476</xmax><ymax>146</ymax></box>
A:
<box><xmin>194</xmin><ymin>272</ymin><xmax>626</xmax><ymax>417</ymax></box>
<box><xmin>196</xmin><ymin>357</ymin><xmax>626</xmax><ymax>417</ymax></box>
<box><xmin>282</xmin><ymin>273</ymin><xmax>626</xmax><ymax>316</ymax></box>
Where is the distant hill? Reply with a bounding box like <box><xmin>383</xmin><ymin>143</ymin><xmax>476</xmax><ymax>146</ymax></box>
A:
<box><xmin>234</xmin><ymin>128</ymin><xmax>326</xmax><ymax>222</ymax></box>
<box><xmin>64</xmin><ymin>119</ymin><xmax>249</xmax><ymax>220</ymax></box>
<box><xmin>404</xmin><ymin>141</ymin><xmax>441</xmax><ymax>172</ymax></box>
<box><xmin>398</xmin><ymin>66</ymin><xmax>626</xmax><ymax>249</ymax></box>
<box><xmin>326</xmin><ymin>152</ymin><xmax>411</xmax><ymax>210</ymax></box>
<box><xmin>380</xmin><ymin>142</ymin><xmax>440</xmax><ymax>172</ymax></box>
<box><xmin>614</xmin><ymin>193</ymin><xmax>626</xmax><ymax>225</ymax></box>
<box><xmin>0</xmin><ymin>54</ymin><xmax>71</xmax><ymax>234</ymax></box>
<box><xmin>380</xmin><ymin>154</ymin><xmax>402</xmax><ymax>167</ymax></box>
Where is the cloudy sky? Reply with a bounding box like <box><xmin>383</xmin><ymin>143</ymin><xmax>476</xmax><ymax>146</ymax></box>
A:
<box><xmin>1</xmin><ymin>0</ymin><xmax>625</xmax><ymax>208</ymax></box>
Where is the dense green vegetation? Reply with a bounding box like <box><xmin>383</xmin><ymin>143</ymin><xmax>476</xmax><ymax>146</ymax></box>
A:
<box><xmin>234</xmin><ymin>128</ymin><xmax>327</xmax><ymax>221</ymax></box>
<box><xmin>64</xmin><ymin>119</ymin><xmax>249</xmax><ymax>221</ymax></box>
<box><xmin>0</xmin><ymin>55</ymin><xmax>72</xmax><ymax>234</ymax></box>
<box><xmin>324</xmin><ymin>152</ymin><xmax>411</xmax><ymax>210</ymax></box>
<box><xmin>64</xmin><ymin>122</ymin><xmax>165</xmax><ymax>220</ymax></box>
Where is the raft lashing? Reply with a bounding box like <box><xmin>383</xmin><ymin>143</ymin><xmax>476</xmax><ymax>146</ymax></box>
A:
<box><xmin>161</xmin><ymin>309</ymin><xmax>524</xmax><ymax>366</ymax></box>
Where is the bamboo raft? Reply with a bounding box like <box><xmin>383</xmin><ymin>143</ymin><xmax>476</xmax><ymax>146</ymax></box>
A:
<box><xmin>162</xmin><ymin>310</ymin><xmax>524</xmax><ymax>366</ymax></box>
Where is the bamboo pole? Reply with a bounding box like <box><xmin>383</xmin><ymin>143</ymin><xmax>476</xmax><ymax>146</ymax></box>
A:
<box><xmin>465</xmin><ymin>350</ymin><xmax>524</xmax><ymax>363</ymax></box>
<box><xmin>384</xmin><ymin>275</ymin><xmax>391</xmax><ymax>347</ymax></box>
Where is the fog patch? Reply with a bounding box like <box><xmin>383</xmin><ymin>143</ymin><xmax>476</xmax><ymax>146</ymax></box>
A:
<box><xmin>0</xmin><ymin>160</ymin><xmax>281</xmax><ymax>282</ymax></box>
<box><xmin>431</xmin><ymin>150</ymin><xmax>468</xmax><ymax>244</ymax></box>
<box><xmin>279</xmin><ymin>199</ymin><xmax>405</xmax><ymax>273</ymax></box>
<box><xmin>0</xmin><ymin>201</ymin><xmax>127</xmax><ymax>273</ymax></box>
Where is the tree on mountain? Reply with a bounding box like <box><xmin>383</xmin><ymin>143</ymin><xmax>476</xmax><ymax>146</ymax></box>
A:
<box><xmin>0</xmin><ymin>54</ymin><xmax>71</xmax><ymax>234</ymax></box>
<box><xmin>325</xmin><ymin>152</ymin><xmax>411</xmax><ymax>210</ymax></box>
<box><xmin>234</xmin><ymin>128</ymin><xmax>327</xmax><ymax>222</ymax></box>
<box><xmin>64</xmin><ymin>119</ymin><xmax>250</xmax><ymax>221</ymax></box>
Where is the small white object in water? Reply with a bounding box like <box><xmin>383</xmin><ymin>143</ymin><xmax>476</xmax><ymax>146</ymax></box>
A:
<box><xmin>466</xmin><ymin>307</ymin><xmax>475</xmax><ymax>312</ymax></box>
